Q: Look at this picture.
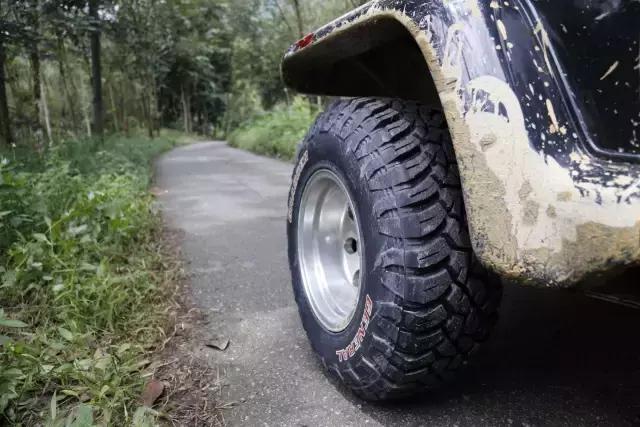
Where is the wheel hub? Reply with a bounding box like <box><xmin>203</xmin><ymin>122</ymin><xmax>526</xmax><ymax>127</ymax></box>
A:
<box><xmin>297</xmin><ymin>169</ymin><xmax>363</xmax><ymax>332</ymax></box>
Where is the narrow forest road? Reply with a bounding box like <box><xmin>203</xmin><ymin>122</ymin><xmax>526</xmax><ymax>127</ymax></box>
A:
<box><xmin>155</xmin><ymin>141</ymin><xmax>640</xmax><ymax>426</ymax></box>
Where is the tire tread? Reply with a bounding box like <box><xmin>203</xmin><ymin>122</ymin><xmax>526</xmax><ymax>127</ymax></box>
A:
<box><xmin>298</xmin><ymin>98</ymin><xmax>501</xmax><ymax>400</ymax></box>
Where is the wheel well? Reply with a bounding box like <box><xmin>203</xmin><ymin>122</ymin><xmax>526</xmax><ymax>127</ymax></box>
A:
<box><xmin>281</xmin><ymin>17</ymin><xmax>440</xmax><ymax>105</ymax></box>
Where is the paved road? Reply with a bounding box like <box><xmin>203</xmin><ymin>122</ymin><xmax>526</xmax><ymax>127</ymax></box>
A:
<box><xmin>156</xmin><ymin>141</ymin><xmax>640</xmax><ymax>426</ymax></box>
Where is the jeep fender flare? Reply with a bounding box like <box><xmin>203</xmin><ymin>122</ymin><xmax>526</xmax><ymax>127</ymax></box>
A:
<box><xmin>282</xmin><ymin>0</ymin><xmax>640</xmax><ymax>286</ymax></box>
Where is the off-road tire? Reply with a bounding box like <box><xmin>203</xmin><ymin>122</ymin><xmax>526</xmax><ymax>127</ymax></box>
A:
<box><xmin>287</xmin><ymin>98</ymin><xmax>502</xmax><ymax>400</ymax></box>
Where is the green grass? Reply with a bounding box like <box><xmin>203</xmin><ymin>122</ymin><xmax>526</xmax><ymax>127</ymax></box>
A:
<box><xmin>0</xmin><ymin>135</ymin><xmax>181</xmax><ymax>425</ymax></box>
<box><xmin>228</xmin><ymin>97</ymin><xmax>318</xmax><ymax>161</ymax></box>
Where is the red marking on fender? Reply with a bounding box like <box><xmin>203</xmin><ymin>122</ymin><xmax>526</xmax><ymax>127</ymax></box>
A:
<box><xmin>336</xmin><ymin>295</ymin><xmax>373</xmax><ymax>363</ymax></box>
<box><xmin>296</xmin><ymin>33</ymin><xmax>314</xmax><ymax>49</ymax></box>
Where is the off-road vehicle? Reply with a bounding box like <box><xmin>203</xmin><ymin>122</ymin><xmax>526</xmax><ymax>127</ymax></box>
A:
<box><xmin>283</xmin><ymin>0</ymin><xmax>640</xmax><ymax>400</ymax></box>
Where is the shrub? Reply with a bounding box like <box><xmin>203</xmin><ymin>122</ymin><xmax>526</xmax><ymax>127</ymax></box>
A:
<box><xmin>228</xmin><ymin>97</ymin><xmax>318</xmax><ymax>160</ymax></box>
<box><xmin>0</xmin><ymin>135</ymin><xmax>176</xmax><ymax>425</ymax></box>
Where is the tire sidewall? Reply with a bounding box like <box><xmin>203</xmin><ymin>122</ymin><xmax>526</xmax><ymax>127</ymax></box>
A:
<box><xmin>287</xmin><ymin>130</ymin><xmax>394</xmax><ymax>367</ymax></box>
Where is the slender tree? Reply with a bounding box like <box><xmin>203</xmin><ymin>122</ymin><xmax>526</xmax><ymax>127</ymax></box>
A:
<box><xmin>0</xmin><ymin>0</ymin><xmax>13</xmax><ymax>145</ymax></box>
<box><xmin>0</xmin><ymin>35</ymin><xmax>12</xmax><ymax>146</ymax></box>
<box><xmin>291</xmin><ymin>0</ymin><xmax>304</xmax><ymax>37</ymax></box>
<box><xmin>27</xmin><ymin>0</ymin><xmax>41</xmax><ymax>135</ymax></box>
<box><xmin>88</xmin><ymin>0</ymin><xmax>103</xmax><ymax>137</ymax></box>
<box><xmin>56</xmin><ymin>36</ymin><xmax>78</xmax><ymax>129</ymax></box>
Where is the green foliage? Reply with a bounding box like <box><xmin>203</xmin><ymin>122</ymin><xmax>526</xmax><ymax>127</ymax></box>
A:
<box><xmin>1</xmin><ymin>0</ymin><xmax>364</xmax><ymax>146</ymax></box>
<box><xmin>228</xmin><ymin>97</ymin><xmax>318</xmax><ymax>160</ymax></box>
<box><xmin>221</xmin><ymin>0</ymin><xmax>363</xmax><ymax>133</ymax></box>
<box><xmin>0</xmin><ymin>135</ymin><xmax>177</xmax><ymax>425</ymax></box>
<box><xmin>111</xmin><ymin>0</ymin><xmax>232</xmax><ymax>134</ymax></box>
<box><xmin>0</xmin><ymin>0</ymin><xmax>374</xmax><ymax>422</ymax></box>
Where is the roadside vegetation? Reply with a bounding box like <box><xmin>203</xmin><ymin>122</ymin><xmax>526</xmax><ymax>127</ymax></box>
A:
<box><xmin>228</xmin><ymin>97</ymin><xmax>319</xmax><ymax>160</ymax></box>
<box><xmin>0</xmin><ymin>0</ymin><xmax>369</xmax><ymax>424</ymax></box>
<box><xmin>0</xmin><ymin>135</ymin><xmax>180</xmax><ymax>424</ymax></box>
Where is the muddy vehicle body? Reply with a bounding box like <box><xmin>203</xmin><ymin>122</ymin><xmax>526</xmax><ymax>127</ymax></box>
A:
<box><xmin>283</xmin><ymin>0</ymin><xmax>640</xmax><ymax>399</ymax></box>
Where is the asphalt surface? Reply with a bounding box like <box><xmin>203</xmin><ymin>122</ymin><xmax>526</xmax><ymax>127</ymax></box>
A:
<box><xmin>155</xmin><ymin>141</ymin><xmax>640</xmax><ymax>426</ymax></box>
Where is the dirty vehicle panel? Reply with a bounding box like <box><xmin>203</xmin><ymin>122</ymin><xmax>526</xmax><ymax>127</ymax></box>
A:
<box><xmin>525</xmin><ymin>1</ymin><xmax>640</xmax><ymax>158</ymax></box>
<box><xmin>281</xmin><ymin>0</ymin><xmax>640</xmax><ymax>287</ymax></box>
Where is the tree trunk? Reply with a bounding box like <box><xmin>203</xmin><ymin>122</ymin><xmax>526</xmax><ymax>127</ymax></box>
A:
<box><xmin>223</xmin><ymin>93</ymin><xmax>232</xmax><ymax>138</ymax></box>
<box><xmin>291</xmin><ymin>0</ymin><xmax>304</xmax><ymax>38</ymax></box>
<box><xmin>188</xmin><ymin>99</ymin><xmax>192</xmax><ymax>133</ymax></box>
<box><xmin>187</xmin><ymin>99</ymin><xmax>192</xmax><ymax>134</ymax></box>
<box><xmin>202</xmin><ymin>103</ymin><xmax>209</xmax><ymax>135</ymax></box>
<box><xmin>147</xmin><ymin>80</ymin><xmax>156</xmax><ymax>138</ymax></box>
<box><xmin>153</xmin><ymin>78</ymin><xmax>160</xmax><ymax>135</ymax></box>
<box><xmin>181</xmin><ymin>85</ymin><xmax>190</xmax><ymax>133</ymax></box>
<box><xmin>41</xmin><ymin>75</ymin><xmax>52</xmax><ymax>143</ymax></box>
<box><xmin>27</xmin><ymin>0</ymin><xmax>42</xmax><ymax>137</ymax></box>
<box><xmin>141</xmin><ymin>87</ymin><xmax>153</xmax><ymax>139</ymax></box>
<box><xmin>30</xmin><ymin>44</ymin><xmax>41</xmax><ymax>134</ymax></box>
<box><xmin>284</xmin><ymin>87</ymin><xmax>291</xmax><ymax>106</ymax></box>
<box><xmin>57</xmin><ymin>37</ymin><xmax>78</xmax><ymax>131</ymax></box>
<box><xmin>120</xmin><ymin>80</ymin><xmax>128</xmax><ymax>136</ymax></box>
<box><xmin>80</xmin><ymin>74</ymin><xmax>92</xmax><ymax>137</ymax></box>
<box><xmin>0</xmin><ymin>38</ymin><xmax>12</xmax><ymax>146</ymax></box>
<box><xmin>89</xmin><ymin>0</ymin><xmax>104</xmax><ymax>137</ymax></box>
<box><xmin>108</xmin><ymin>82</ymin><xmax>119</xmax><ymax>132</ymax></box>
<box><xmin>273</xmin><ymin>0</ymin><xmax>295</xmax><ymax>36</ymax></box>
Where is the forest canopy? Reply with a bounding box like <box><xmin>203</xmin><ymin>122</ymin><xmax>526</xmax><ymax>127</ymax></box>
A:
<box><xmin>0</xmin><ymin>0</ymin><xmax>367</xmax><ymax>147</ymax></box>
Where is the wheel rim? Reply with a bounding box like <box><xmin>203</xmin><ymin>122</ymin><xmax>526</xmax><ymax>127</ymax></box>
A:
<box><xmin>297</xmin><ymin>169</ymin><xmax>363</xmax><ymax>333</ymax></box>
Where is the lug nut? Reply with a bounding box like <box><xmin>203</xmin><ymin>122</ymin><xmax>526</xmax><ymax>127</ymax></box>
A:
<box><xmin>344</xmin><ymin>238</ymin><xmax>357</xmax><ymax>254</ymax></box>
<box><xmin>353</xmin><ymin>270</ymin><xmax>360</xmax><ymax>287</ymax></box>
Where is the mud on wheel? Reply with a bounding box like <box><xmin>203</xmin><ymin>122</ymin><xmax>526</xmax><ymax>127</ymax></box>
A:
<box><xmin>287</xmin><ymin>98</ymin><xmax>502</xmax><ymax>400</ymax></box>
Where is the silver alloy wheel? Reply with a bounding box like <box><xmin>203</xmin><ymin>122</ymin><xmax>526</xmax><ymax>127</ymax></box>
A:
<box><xmin>297</xmin><ymin>169</ymin><xmax>363</xmax><ymax>332</ymax></box>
